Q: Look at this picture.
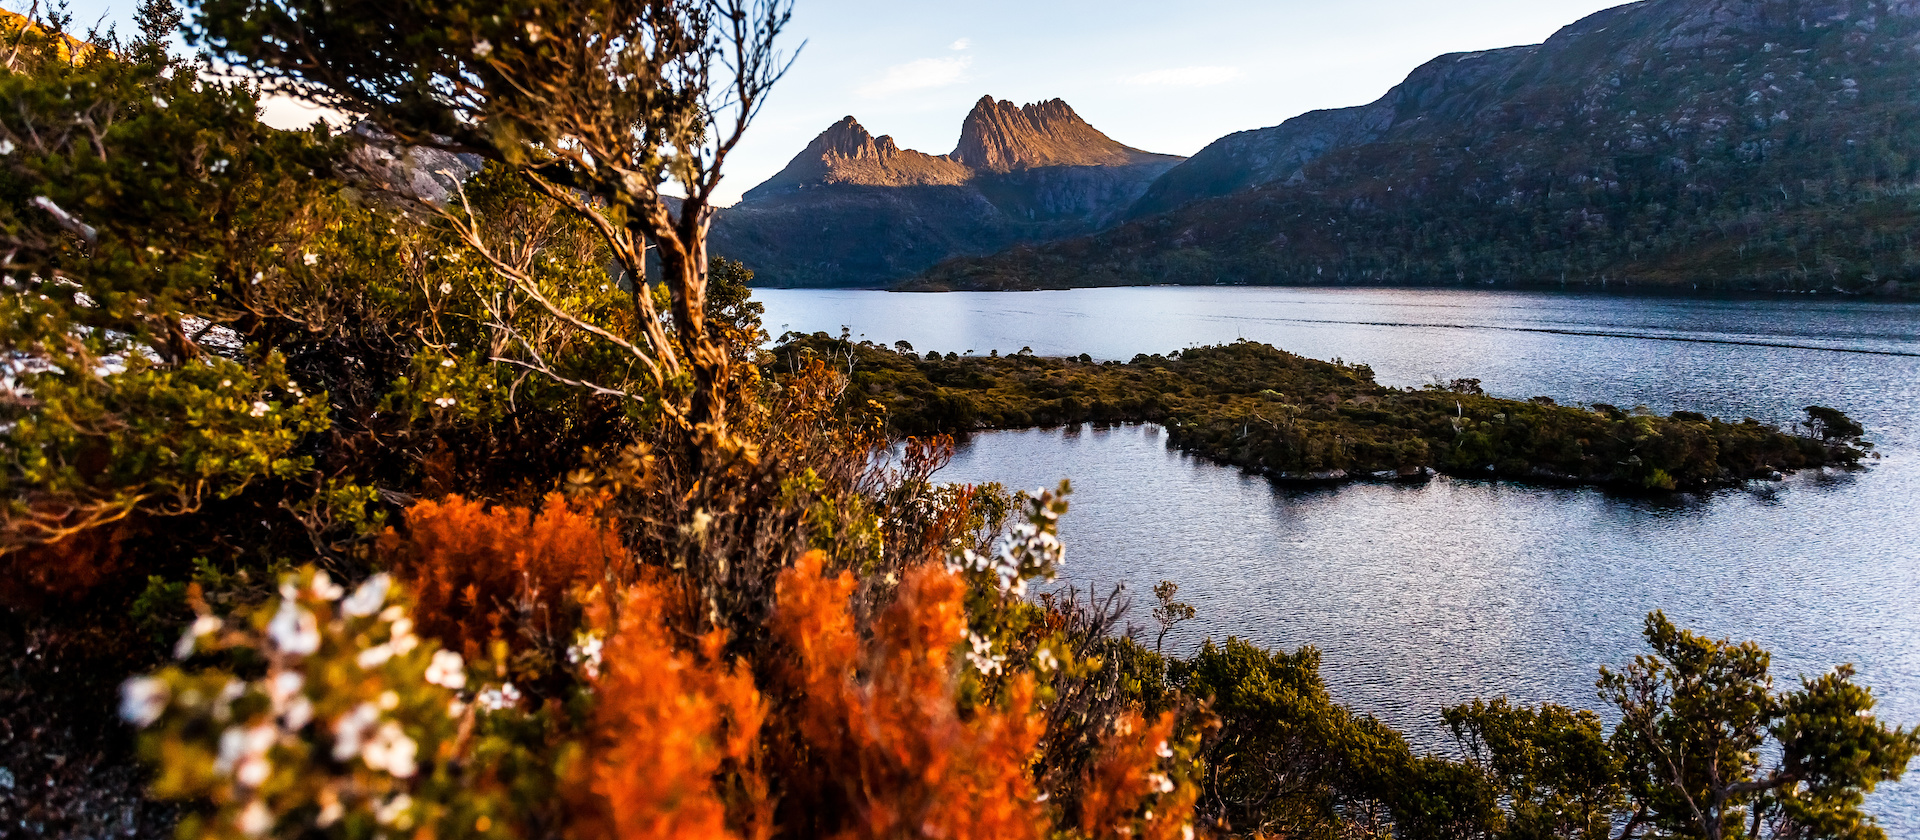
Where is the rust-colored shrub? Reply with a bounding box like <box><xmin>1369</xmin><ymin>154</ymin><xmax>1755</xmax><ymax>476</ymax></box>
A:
<box><xmin>1079</xmin><ymin>710</ymin><xmax>1199</xmax><ymax>840</ymax></box>
<box><xmin>772</xmin><ymin>550</ymin><xmax>1050</xmax><ymax>840</ymax></box>
<box><xmin>570</xmin><ymin>578</ymin><xmax>770</xmax><ymax>840</ymax></box>
<box><xmin>0</xmin><ymin>520</ymin><xmax>130</xmax><ymax>607</ymax></box>
<box><xmin>382</xmin><ymin>493</ymin><xmax>622</xmax><ymax>660</ymax></box>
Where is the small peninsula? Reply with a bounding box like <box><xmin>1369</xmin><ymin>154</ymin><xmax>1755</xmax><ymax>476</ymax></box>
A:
<box><xmin>777</xmin><ymin>334</ymin><xmax>1867</xmax><ymax>492</ymax></box>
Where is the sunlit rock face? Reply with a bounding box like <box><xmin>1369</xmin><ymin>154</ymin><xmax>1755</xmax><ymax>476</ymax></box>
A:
<box><xmin>950</xmin><ymin>97</ymin><xmax>1174</xmax><ymax>173</ymax></box>
<box><xmin>712</xmin><ymin>97</ymin><xmax>1183</xmax><ymax>288</ymax></box>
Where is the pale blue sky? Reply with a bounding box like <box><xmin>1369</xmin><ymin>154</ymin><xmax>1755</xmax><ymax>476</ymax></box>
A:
<box><xmin>17</xmin><ymin>0</ymin><xmax>1636</xmax><ymax>204</ymax></box>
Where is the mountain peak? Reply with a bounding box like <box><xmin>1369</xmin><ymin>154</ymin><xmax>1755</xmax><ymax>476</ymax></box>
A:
<box><xmin>951</xmin><ymin>96</ymin><xmax>1171</xmax><ymax>172</ymax></box>
<box><xmin>742</xmin><ymin>97</ymin><xmax>1183</xmax><ymax>201</ymax></box>
<box><xmin>745</xmin><ymin>115</ymin><xmax>971</xmax><ymax>200</ymax></box>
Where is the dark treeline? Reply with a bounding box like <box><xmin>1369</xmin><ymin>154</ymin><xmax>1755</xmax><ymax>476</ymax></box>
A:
<box><xmin>778</xmin><ymin>335</ymin><xmax>1867</xmax><ymax>491</ymax></box>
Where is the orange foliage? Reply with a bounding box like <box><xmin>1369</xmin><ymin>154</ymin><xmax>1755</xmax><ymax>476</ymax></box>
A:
<box><xmin>1080</xmin><ymin>710</ymin><xmax>1199</xmax><ymax>840</ymax></box>
<box><xmin>772</xmin><ymin>550</ymin><xmax>1049</xmax><ymax>840</ymax></box>
<box><xmin>570</xmin><ymin>578</ymin><xmax>770</xmax><ymax>840</ymax></box>
<box><xmin>383</xmin><ymin>493</ymin><xmax>622</xmax><ymax>658</ymax></box>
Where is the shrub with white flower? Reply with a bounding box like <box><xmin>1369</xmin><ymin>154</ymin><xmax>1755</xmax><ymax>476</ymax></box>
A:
<box><xmin>566</xmin><ymin>630</ymin><xmax>604</xmax><ymax>680</ymax></box>
<box><xmin>946</xmin><ymin>484</ymin><xmax>1078</xmax><ymax>687</ymax></box>
<box><xmin>944</xmin><ymin>483</ymin><xmax>1067</xmax><ymax>599</ymax></box>
<box><xmin>382</xmin><ymin>349</ymin><xmax>510</xmax><ymax>424</ymax></box>
<box><xmin>122</xmin><ymin>567</ymin><xmax>510</xmax><ymax>839</ymax></box>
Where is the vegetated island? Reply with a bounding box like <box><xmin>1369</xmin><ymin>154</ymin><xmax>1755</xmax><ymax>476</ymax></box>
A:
<box><xmin>776</xmin><ymin>334</ymin><xmax>1868</xmax><ymax>492</ymax></box>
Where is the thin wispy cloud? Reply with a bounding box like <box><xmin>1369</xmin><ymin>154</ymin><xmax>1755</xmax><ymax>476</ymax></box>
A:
<box><xmin>858</xmin><ymin>56</ymin><xmax>973</xmax><ymax>98</ymax></box>
<box><xmin>1123</xmin><ymin>66</ymin><xmax>1245</xmax><ymax>87</ymax></box>
<box><xmin>950</xmin><ymin>38</ymin><xmax>971</xmax><ymax>50</ymax></box>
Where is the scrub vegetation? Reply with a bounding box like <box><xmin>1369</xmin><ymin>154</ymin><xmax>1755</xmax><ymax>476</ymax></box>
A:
<box><xmin>0</xmin><ymin>4</ymin><xmax>1910</xmax><ymax>840</ymax></box>
<box><xmin>778</xmin><ymin>334</ymin><xmax>1868</xmax><ymax>491</ymax></box>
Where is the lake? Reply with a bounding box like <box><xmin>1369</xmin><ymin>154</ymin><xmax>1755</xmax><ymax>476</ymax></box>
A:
<box><xmin>757</xmin><ymin>286</ymin><xmax>1920</xmax><ymax>830</ymax></box>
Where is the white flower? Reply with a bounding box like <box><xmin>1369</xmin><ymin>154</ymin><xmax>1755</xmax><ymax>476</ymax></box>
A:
<box><xmin>261</xmin><ymin>667</ymin><xmax>302</xmax><ymax>715</ymax></box>
<box><xmin>283</xmin><ymin>695</ymin><xmax>314</xmax><ymax>731</ymax></box>
<box><xmin>213</xmin><ymin>678</ymin><xmax>247</xmax><ymax>721</ymax></box>
<box><xmin>216</xmin><ymin>723</ymin><xmax>276</xmax><ymax>779</ymax></box>
<box><xmin>265</xmin><ymin>600</ymin><xmax>321</xmax><ymax>655</ymax></box>
<box><xmin>567</xmin><ymin>634</ymin><xmax>603</xmax><ymax>679</ymax></box>
<box><xmin>376</xmin><ymin>793</ymin><xmax>415</xmax><ymax>827</ymax></box>
<box><xmin>316</xmin><ymin>790</ymin><xmax>343</xmax><ymax>827</ymax></box>
<box><xmin>118</xmin><ymin>677</ymin><xmax>168</xmax><ymax>727</ymax></box>
<box><xmin>151</xmin><ymin>95</ymin><xmax>169</xmax><ymax>110</ymax></box>
<box><xmin>1181</xmin><ymin>825</ymin><xmax>1194</xmax><ymax>840</ymax></box>
<box><xmin>357</xmin><ymin>643</ymin><xmax>394</xmax><ymax>669</ymax></box>
<box><xmin>1156</xmin><ymin>740</ymin><xmax>1174</xmax><ymax>759</ymax></box>
<box><xmin>425</xmin><ymin>650</ymin><xmax>467</xmax><ymax>688</ymax></box>
<box><xmin>1147</xmin><ymin>772</ymin><xmax>1174</xmax><ymax>794</ymax></box>
<box><xmin>209</xmin><ymin>158</ymin><xmax>229</xmax><ymax>173</ymax></box>
<box><xmin>361</xmin><ymin>721</ymin><xmax>418</xmax><ymax>778</ymax></box>
<box><xmin>439</xmin><ymin>281</ymin><xmax>454</xmax><ymax>295</ymax></box>
<box><xmin>476</xmin><ymin>683</ymin><xmax>522</xmax><ymax>712</ymax></box>
<box><xmin>342</xmin><ymin>574</ymin><xmax>391</xmax><ymax>617</ymax></box>
<box><xmin>237</xmin><ymin>800</ymin><xmax>273</xmax><ymax>836</ymax></box>
<box><xmin>331</xmin><ymin>703</ymin><xmax>380</xmax><ymax>761</ymax></box>
<box><xmin>1035</xmin><ymin>647</ymin><xmax>1058</xmax><ymax>672</ymax></box>
<box><xmin>432</xmin><ymin>396</ymin><xmax>457</xmax><ymax>409</ymax></box>
<box><xmin>0</xmin><ymin>138</ymin><xmax>14</xmax><ymax>155</ymax></box>
<box><xmin>440</xmin><ymin>358</ymin><xmax>456</xmax><ymax>368</ymax></box>
<box><xmin>175</xmin><ymin>614</ymin><xmax>224</xmax><ymax>660</ymax></box>
<box><xmin>472</xmin><ymin>39</ymin><xmax>493</xmax><ymax>57</ymax></box>
<box><xmin>303</xmin><ymin>252</ymin><xmax>319</xmax><ymax>266</ymax></box>
<box><xmin>235</xmin><ymin>754</ymin><xmax>271</xmax><ymax>787</ymax></box>
<box><xmin>250</xmin><ymin>401</ymin><xmax>270</xmax><ymax>417</ymax></box>
<box><xmin>310</xmin><ymin>570</ymin><xmax>345</xmax><ymax>601</ymax></box>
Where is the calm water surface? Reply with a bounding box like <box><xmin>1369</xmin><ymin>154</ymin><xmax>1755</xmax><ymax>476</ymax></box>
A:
<box><xmin>760</xmin><ymin>287</ymin><xmax>1920</xmax><ymax>829</ymax></box>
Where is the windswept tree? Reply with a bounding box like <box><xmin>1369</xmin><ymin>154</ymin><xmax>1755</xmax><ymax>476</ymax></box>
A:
<box><xmin>192</xmin><ymin>0</ymin><xmax>796</xmax><ymax>440</ymax></box>
<box><xmin>1600</xmin><ymin>612</ymin><xmax>1918</xmax><ymax>840</ymax></box>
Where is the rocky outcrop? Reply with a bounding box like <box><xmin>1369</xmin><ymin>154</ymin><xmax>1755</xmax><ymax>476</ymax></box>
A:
<box><xmin>951</xmin><ymin>97</ymin><xmax>1178</xmax><ymax>172</ymax></box>
<box><xmin>744</xmin><ymin>117</ymin><xmax>970</xmax><ymax>199</ymax></box>
<box><xmin>712</xmin><ymin>96</ymin><xmax>1183</xmax><ymax>287</ymax></box>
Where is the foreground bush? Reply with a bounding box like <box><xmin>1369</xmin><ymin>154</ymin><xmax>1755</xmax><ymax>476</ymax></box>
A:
<box><xmin>121</xmin><ymin>487</ymin><xmax>1208</xmax><ymax>840</ymax></box>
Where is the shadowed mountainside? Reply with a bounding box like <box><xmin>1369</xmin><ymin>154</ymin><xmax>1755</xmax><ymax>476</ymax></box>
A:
<box><xmin>909</xmin><ymin>0</ymin><xmax>1920</xmax><ymax>296</ymax></box>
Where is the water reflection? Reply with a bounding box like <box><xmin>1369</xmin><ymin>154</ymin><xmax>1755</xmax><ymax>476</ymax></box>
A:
<box><xmin>937</xmin><ymin>423</ymin><xmax>1920</xmax><ymax>831</ymax></box>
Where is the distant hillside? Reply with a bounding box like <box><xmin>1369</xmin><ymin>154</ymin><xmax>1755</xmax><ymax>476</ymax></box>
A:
<box><xmin>710</xmin><ymin>97</ymin><xmax>1182</xmax><ymax>288</ymax></box>
<box><xmin>909</xmin><ymin>0</ymin><xmax>1920</xmax><ymax>296</ymax></box>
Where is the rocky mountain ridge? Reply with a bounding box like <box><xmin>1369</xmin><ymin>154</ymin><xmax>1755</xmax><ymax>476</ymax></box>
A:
<box><xmin>912</xmin><ymin>0</ymin><xmax>1920</xmax><ymax>296</ymax></box>
<box><xmin>711</xmin><ymin>96</ymin><xmax>1183</xmax><ymax>287</ymax></box>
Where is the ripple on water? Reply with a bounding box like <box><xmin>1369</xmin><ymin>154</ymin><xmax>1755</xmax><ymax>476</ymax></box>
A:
<box><xmin>759</xmin><ymin>287</ymin><xmax>1920</xmax><ymax>831</ymax></box>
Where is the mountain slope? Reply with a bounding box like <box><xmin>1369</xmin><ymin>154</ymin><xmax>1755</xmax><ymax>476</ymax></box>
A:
<box><xmin>710</xmin><ymin>97</ymin><xmax>1183</xmax><ymax>288</ymax></box>
<box><xmin>910</xmin><ymin>0</ymin><xmax>1920</xmax><ymax>296</ymax></box>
